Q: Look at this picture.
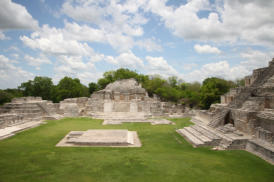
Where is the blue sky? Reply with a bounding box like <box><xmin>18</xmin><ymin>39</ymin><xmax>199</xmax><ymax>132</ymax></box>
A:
<box><xmin>0</xmin><ymin>0</ymin><xmax>273</xmax><ymax>89</ymax></box>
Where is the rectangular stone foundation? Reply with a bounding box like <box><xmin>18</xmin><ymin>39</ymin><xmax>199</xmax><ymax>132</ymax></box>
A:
<box><xmin>56</xmin><ymin>129</ymin><xmax>141</xmax><ymax>147</ymax></box>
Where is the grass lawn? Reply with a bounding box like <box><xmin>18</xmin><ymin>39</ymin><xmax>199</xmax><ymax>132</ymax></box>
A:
<box><xmin>0</xmin><ymin>117</ymin><xmax>273</xmax><ymax>182</ymax></box>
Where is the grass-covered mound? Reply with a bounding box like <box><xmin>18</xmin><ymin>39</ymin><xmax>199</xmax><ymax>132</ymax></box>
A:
<box><xmin>0</xmin><ymin>118</ymin><xmax>273</xmax><ymax>182</ymax></box>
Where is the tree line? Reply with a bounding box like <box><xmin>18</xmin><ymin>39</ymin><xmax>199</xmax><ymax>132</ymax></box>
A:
<box><xmin>0</xmin><ymin>68</ymin><xmax>244</xmax><ymax>109</ymax></box>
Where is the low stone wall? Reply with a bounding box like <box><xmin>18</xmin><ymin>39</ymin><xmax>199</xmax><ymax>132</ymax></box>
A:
<box><xmin>193</xmin><ymin>110</ymin><xmax>212</xmax><ymax>124</ymax></box>
<box><xmin>246</xmin><ymin>140</ymin><xmax>274</xmax><ymax>164</ymax></box>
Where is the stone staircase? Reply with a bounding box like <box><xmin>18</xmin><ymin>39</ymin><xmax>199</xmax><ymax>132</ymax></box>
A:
<box><xmin>176</xmin><ymin>117</ymin><xmax>252</xmax><ymax>150</ymax></box>
<box><xmin>208</xmin><ymin>109</ymin><xmax>230</xmax><ymax>128</ymax></box>
<box><xmin>0</xmin><ymin>102</ymin><xmax>44</xmax><ymax>128</ymax></box>
<box><xmin>177</xmin><ymin>119</ymin><xmax>274</xmax><ymax>164</ymax></box>
<box><xmin>177</xmin><ymin>123</ymin><xmax>235</xmax><ymax>148</ymax></box>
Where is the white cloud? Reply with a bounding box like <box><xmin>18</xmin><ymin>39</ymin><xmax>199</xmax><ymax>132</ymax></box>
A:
<box><xmin>61</xmin><ymin>0</ymin><xmax>147</xmax><ymax>37</ymax></box>
<box><xmin>24</xmin><ymin>54</ymin><xmax>52</xmax><ymax>70</ymax></box>
<box><xmin>185</xmin><ymin>61</ymin><xmax>249</xmax><ymax>82</ymax></box>
<box><xmin>147</xmin><ymin>0</ymin><xmax>274</xmax><ymax>46</ymax></box>
<box><xmin>0</xmin><ymin>0</ymin><xmax>38</xmax><ymax>30</ymax></box>
<box><xmin>183</xmin><ymin>63</ymin><xmax>198</xmax><ymax>71</ymax></box>
<box><xmin>61</xmin><ymin>0</ymin><xmax>149</xmax><ymax>52</ymax></box>
<box><xmin>0</xmin><ymin>55</ymin><xmax>33</xmax><ymax>89</ymax></box>
<box><xmin>61</xmin><ymin>0</ymin><xmax>104</xmax><ymax>24</ymax></box>
<box><xmin>53</xmin><ymin>55</ymin><xmax>102</xmax><ymax>85</ymax></box>
<box><xmin>240</xmin><ymin>50</ymin><xmax>272</xmax><ymax>71</ymax></box>
<box><xmin>145</xmin><ymin>56</ymin><xmax>179</xmax><ymax>77</ymax></box>
<box><xmin>183</xmin><ymin>49</ymin><xmax>273</xmax><ymax>82</ymax></box>
<box><xmin>136</xmin><ymin>38</ymin><xmax>162</xmax><ymax>52</ymax></box>
<box><xmin>0</xmin><ymin>31</ymin><xmax>8</xmax><ymax>40</ymax></box>
<box><xmin>20</xmin><ymin>24</ymin><xmax>94</xmax><ymax>56</ymax></box>
<box><xmin>105</xmin><ymin>51</ymin><xmax>144</xmax><ymax>69</ymax></box>
<box><xmin>194</xmin><ymin>44</ymin><xmax>221</xmax><ymax>54</ymax></box>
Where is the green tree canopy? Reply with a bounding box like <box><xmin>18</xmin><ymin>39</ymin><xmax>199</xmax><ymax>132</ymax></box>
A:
<box><xmin>0</xmin><ymin>90</ymin><xmax>13</xmax><ymax>105</ymax></box>
<box><xmin>88</xmin><ymin>82</ymin><xmax>99</xmax><ymax>95</ymax></box>
<box><xmin>199</xmin><ymin>77</ymin><xmax>232</xmax><ymax>109</ymax></box>
<box><xmin>19</xmin><ymin>76</ymin><xmax>54</xmax><ymax>100</ymax></box>
<box><xmin>55</xmin><ymin>77</ymin><xmax>89</xmax><ymax>102</ymax></box>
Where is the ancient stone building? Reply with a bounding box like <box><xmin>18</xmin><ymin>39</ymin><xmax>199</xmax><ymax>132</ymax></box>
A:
<box><xmin>177</xmin><ymin>58</ymin><xmax>274</xmax><ymax>164</ymax></box>
<box><xmin>0</xmin><ymin>79</ymin><xmax>184</xmax><ymax>139</ymax></box>
<box><xmin>85</xmin><ymin>79</ymin><xmax>184</xmax><ymax>120</ymax></box>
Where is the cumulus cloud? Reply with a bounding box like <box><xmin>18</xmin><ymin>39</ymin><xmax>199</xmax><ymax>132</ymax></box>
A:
<box><xmin>20</xmin><ymin>24</ymin><xmax>94</xmax><ymax>56</ymax></box>
<box><xmin>145</xmin><ymin>56</ymin><xmax>179</xmax><ymax>77</ymax></box>
<box><xmin>0</xmin><ymin>31</ymin><xmax>8</xmax><ymax>40</ymax></box>
<box><xmin>60</xmin><ymin>0</ymin><xmax>149</xmax><ymax>52</ymax></box>
<box><xmin>240</xmin><ymin>50</ymin><xmax>272</xmax><ymax>71</ymax></box>
<box><xmin>136</xmin><ymin>38</ymin><xmax>162</xmax><ymax>52</ymax></box>
<box><xmin>183</xmin><ymin>63</ymin><xmax>198</xmax><ymax>71</ymax></box>
<box><xmin>147</xmin><ymin>0</ymin><xmax>274</xmax><ymax>46</ymax></box>
<box><xmin>105</xmin><ymin>51</ymin><xmax>144</xmax><ymax>69</ymax></box>
<box><xmin>24</xmin><ymin>54</ymin><xmax>52</xmax><ymax>70</ymax></box>
<box><xmin>194</xmin><ymin>44</ymin><xmax>221</xmax><ymax>54</ymax></box>
<box><xmin>53</xmin><ymin>55</ymin><xmax>102</xmax><ymax>85</ymax></box>
<box><xmin>183</xmin><ymin>49</ymin><xmax>273</xmax><ymax>82</ymax></box>
<box><xmin>0</xmin><ymin>55</ymin><xmax>33</xmax><ymax>89</ymax></box>
<box><xmin>0</xmin><ymin>0</ymin><xmax>38</xmax><ymax>30</ymax></box>
<box><xmin>184</xmin><ymin>61</ymin><xmax>249</xmax><ymax>82</ymax></box>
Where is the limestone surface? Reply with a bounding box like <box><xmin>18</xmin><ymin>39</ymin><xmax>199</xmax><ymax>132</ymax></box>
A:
<box><xmin>56</xmin><ymin>129</ymin><xmax>141</xmax><ymax>147</ymax></box>
<box><xmin>179</xmin><ymin>58</ymin><xmax>274</xmax><ymax>164</ymax></box>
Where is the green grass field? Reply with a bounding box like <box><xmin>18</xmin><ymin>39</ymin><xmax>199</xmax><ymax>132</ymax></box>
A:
<box><xmin>0</xmin><ymin>117</ymin><xmax>273</xmax><ymax>182</ymax></box>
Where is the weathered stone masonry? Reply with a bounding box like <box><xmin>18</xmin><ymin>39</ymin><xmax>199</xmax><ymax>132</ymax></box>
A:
<box><xmin>178</xmin><ymin>58</ymin><xmax>274</xmax><ymax>164</ymax></box>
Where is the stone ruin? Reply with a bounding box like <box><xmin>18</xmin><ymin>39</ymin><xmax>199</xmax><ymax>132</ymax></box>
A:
<box><xmin>177</xmin><ymin>58</ymin><xmax>274</xmax><ymax>164</ymax></box>
<box><xmin>56</xmin><ymin>129</ymin><xmax>141</xmax><ymax>147</ymax></box>
<box><xmin>85</xmin><ymin>79</ymin><xmax>182</xmax><ymax>124</ymax></box>
<box><xmin>0</xmin><ymin>78</ymin><xmax>185</xmax><ymax>139</ymax></box>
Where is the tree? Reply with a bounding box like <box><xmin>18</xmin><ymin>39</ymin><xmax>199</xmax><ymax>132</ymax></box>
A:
<box><xmin>55</xmin><ymin>77</ymin><xmax>89</xmax><ymax>102</ymax></box>
<box><xmin>113</xmin><ymin>68</ymin><xmax>139</xmax><ymax>81</ymax></box>
<box><xmin>19</xmin><ymin>76</ymin><xmax>54</xmax><ymax>100</ymax></box>
<box><xmin>88</xmin><ymin>82</ymin><xmax>99</xmax><ymax>95</ymax></box>
<box><xmin>199</xmin><ymin>77</ymin><xmax>231</xmax><ymax>109</ymax></box>
<box><xmin>235</xmin><ymin>78</ymin><xmax>245</xmax><ymax>87</ymax></box>
<box><xmin>0</xmin><ymin>90</ymin><xmax>13</xmax><ymax>105</ymax></box>
<box><xmin>179</xmin><ymin>82</ymin><xmax>201</xmax><ymax>108</ymax></box>
<box><xmin>19</xmin><ymin>80</ymin><xmax>34</xmax><ymax>96</ymax></box>
<box><xmin>97</xmin><ymin>69</ymin><xmax>140</xmax><ymax>89</ymax></box>
<box><xmin>142</xmin><ymin>75</ymin><xmax>167</xmax><ymax>97</ymax></box>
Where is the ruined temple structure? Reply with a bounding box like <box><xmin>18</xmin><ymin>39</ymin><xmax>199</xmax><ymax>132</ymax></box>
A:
<box><xmin>85</xmin><ymin>79</ymin><xmax>184</xmax><ymax>124</ymax></box>
<box><xmin>177</xmin><ymin>58</ymin><xmax>274</xmax><ymax>164</ymax></box>
<box><xmin>0</xmin><ymin>79</ymin><xmax>185</xmax><ymax>139</ymax></box>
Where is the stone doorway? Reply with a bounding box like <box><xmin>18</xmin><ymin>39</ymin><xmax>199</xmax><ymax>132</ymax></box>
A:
<box><xmin>224</xmin><ymin>112</ymin><xmax>234</xmax><ymax>126</ymax></box>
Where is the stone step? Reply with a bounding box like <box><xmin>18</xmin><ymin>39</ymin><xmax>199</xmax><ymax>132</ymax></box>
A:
<box><xmin>184</xmin><ymin>127</ymin><xmax>212</xmax><ymax>144</ymax></box>
<box><xmin>192</xmin><ymin>125</ymin><xmax>221</xmax><ymax>140</ymax></box>
<box><xmin>176</xmin><ymin>129</ymin><xmax>204</xmax><ymax>146</ymax></box>
<box><xmin>198</xmin><ymin>124</ymin><xmax>233</xmax><ymax>142</ymax></box>
<box><xmin>10</xmin><ymin>109</ymin><xmax>42</xmax><ymax>114</ymax></box>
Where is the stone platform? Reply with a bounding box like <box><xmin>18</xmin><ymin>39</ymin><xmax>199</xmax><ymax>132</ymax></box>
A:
<box><xmin>0</xmin><ymin>121</ymin><xmax>46</xmax><ymax>140</ymax></box>
<box><xmin>102</xmin><ymin>118</ymin><xmax>174</xmax><ymax>125</ymax></box>
<box><xmin>56</xmin><ymin>129</ymin><xmax>141</xmax><ymax>147</ymax></box>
